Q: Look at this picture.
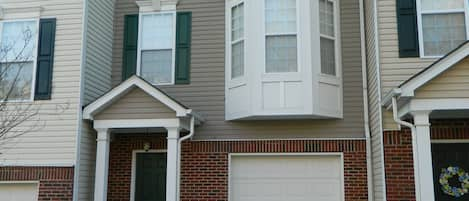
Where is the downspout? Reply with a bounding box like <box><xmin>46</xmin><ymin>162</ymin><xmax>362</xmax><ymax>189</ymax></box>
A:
<box><xmin>358</xmin><ymin>0</ymin><xmax>374</xmax><ymax>200</ymax></box>
<box><xmin>391</xmin><ymin>97</ymin><xmax>421</xmax><ymax>201</ymax></box>
<box><xmin>176</xmin><ymin>115</ymin><xmax>195</xmax><ymax>201</ymax></box>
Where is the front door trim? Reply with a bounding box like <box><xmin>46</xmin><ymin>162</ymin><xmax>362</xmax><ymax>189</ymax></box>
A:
<box><xmin>130</xmin><ymin>149</ymin><xmax>167</xmax><ymax>201</ymax></box>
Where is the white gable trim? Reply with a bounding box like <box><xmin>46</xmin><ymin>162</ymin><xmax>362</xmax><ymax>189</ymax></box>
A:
<box><xmin>83</xmin><ymin>76</ymin><xmax>190</xmax><ymax>120</ymax></box>
<box><xmin>400</xmin><ymin>42</ymin><xmax>469</xmax><ymax>97</ymax></box>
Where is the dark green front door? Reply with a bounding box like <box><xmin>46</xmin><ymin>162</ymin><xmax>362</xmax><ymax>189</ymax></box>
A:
<box><xmin>135</xmin><ymin>153</ymin><xmax>167</xmax><ymax>201</ymax></box>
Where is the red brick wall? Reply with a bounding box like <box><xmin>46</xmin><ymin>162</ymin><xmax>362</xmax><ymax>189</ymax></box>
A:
<box><xmin>384</xmin><ymin>119</ymin><xmax>469</xmax><ymax>201</ymax></box>
<box><xmin>0</xmin><ymin>167</ymin><xmax>74</xmax><ymax>201</ymax></box>
<box><xmin>107</xmin><ymin>135</ymin><xmax>369</xmax><ymax>201</ymax></box>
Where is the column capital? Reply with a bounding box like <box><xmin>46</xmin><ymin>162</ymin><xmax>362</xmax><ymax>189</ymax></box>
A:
<box><xmin>166</xmin><ymin>127</ymin><xmax>180</xmax><ymax>140</ymax></box>
<box><xmin>411</xmin><ymin>110</ymin><xmax>431</xmax><ymax>127</ymax></box>
<box><xmin>95</xmin><ymin>128</ymin><xmax>110</xmax><ymax>142</ymax></box>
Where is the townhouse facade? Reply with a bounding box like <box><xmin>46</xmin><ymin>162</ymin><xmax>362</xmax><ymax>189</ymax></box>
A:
<box><xmin>0</xmin><ymin>0</ymin><xmax>467</xmax><ymax>201</ymax></box>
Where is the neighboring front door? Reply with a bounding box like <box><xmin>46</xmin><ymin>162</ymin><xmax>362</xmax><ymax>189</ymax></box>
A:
<box><xmin>432</xmin><ymin>143</ymin><xmax>469</xmax><ymax>201</ymax></box>
<box><xmin>135</xmin><ymin>153</ymin><xmax>167</xmax><ymax>201</ymax></box>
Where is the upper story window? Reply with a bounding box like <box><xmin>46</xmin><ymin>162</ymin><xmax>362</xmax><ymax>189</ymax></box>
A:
<box><xmin>265</xmin><ymin>0</ymin><xmax>298</xmax><ymax>73</ymax></box>
<box><xmin>418</xmin><ymin>0</ymin><xmax>469</xmax><ymax>57</ymax></box>
<box><xmin>0</xmin><ymin>20</ymin><xmax>38</xmax><ymax>101</ymax></box>
<box><xmin>320</xmin><ymin>0</ymin><xmax>337</xmax><ymax>76</ymax></box>
<box><xmin>231</xmin><ymin>2</ymin><xmax>244</xmax><ymax>79</ymax></box>
<box><xmin>137</xmin><ymin>12</ymin><xmax>176</xmax><ymax>85</ymax></box>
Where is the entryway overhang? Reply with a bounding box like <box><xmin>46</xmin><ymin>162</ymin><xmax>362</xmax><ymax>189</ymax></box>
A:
<box><xmin>383</xmin><ymin>41</ymin><xmax>469</xmax><ymax>201</ymax></box>
<box><xmin>83</xmin><ymin>75</ymin><xmax>203</xmax><ymax>201</ymax></box>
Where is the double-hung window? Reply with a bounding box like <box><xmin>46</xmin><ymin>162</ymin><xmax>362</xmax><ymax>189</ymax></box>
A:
<box><xmin>319</xmin><ymin>0</ymin><xmax>337</xmax><ymax>76</ymax></box>
<box><xmin>265</xmin><ymin>0</ymin><xmax>298</xmax><ymax>73</ymax></box>
<box><xmin>231</xmin><ymin>2</ymin><xmax>244</xmax><ymax>79</ymax></box>
<box><xmin>137</xmin><ymin>12</ymin><xmax>176</xmax><ymax>85</ymax></box>
<box><xmin>418</xmin><ymin>0</ymin><xmax>469</xmax><ymax>57</ymax></box>
<box><xmin>0</xmin><ymin>20</ymin><xmax>38</xmax><ymax>101</ymax></box>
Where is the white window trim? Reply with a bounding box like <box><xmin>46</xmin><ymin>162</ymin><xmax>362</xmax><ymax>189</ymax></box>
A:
<box><xmin>0</xmin><ymin>18</ymin><xmax>39</xmax><ymax>102</ymax></box>
<box><xmin>130</xmin><ymin>149</ymin><xmax>167</xmax><ymax>201</ymax></box>
<box><xmin>136</xmin><ymin>11</ymin><xmax>177</xmax><ymax>85</ymax></box>
<box><xmin>263</xmin><ymin>0</ymin><xmax>301</xmax><ymax>75</ymax></box>
<box><xmin>319</xmin><ymin>0</ymin><xmax>341</xmax><ymax>78</ymax></box>
<box><xmin>416</xmin><ymin>0</ymin><xmax>469</xmax><ymax>58</ymax></box>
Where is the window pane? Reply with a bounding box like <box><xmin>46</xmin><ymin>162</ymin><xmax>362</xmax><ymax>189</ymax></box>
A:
<box><xmin>421</xmin><ymin>0</ymin><xmax>464</xmax><ymax>11</ymax></box>
<box><xmin>0</xmin><ymin>21</ymin><xmax>37</xmax><ymax>62</ymax></box>
<box><xmin>320</xmin><ymin>37</ymin><xmax>336</xmax><ymax>76</ymax></box>
<box><xmin>422</xmin><ymin>13</ymin><xmax>466</xmax><ymax>56</ymax></box>
<box><xmin>231</xmin><ymin>41</ymin><xmax>244</xmax><ymax>78</ymax></box>
<box><xmin>265</xmin><ymin>0</ymin><xmax>297</xmax><ymax>34</ymax></box>
<box><xmin>320</xmin><ymin>0</ymin><xmax>334</xmax><ymax>37</ymax></box>
<box><xmin>141</xmin><ymin>13</ymin><xmax>173</xmax><ymax>50</ymax></box>
<box><xmin>232</xmin><ymin>3</ymin><xmax>244</xmax><ymax>41</ymax></box>
<box><xmin>141</xmin><ymin>50</ymin><xmax>172</xmax><ymax>84</ymax></box>
<box><xmin>0</xmin><ymin>62</ymin><xmax>34</xmax><ymax>100</ymax></box>
<box><xmin>266</xmin><ymin>35</ymin><xmax>297</xmax><ymax>73</ymax></box>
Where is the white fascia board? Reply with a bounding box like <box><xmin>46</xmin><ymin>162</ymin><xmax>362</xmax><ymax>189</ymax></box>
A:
<box><xmin>400</xmin><ymin>42</ymin><xmax>469</xmax><ymax>97</ymax></box>
<box><xmin>83</xmin><ymin>76</ymin><xmax>190</xmax><ymax>120</ymax></box>
<box><xmin>398</xmin><ymin>98</ymin><xmax>469</xmax><ymax>117</ymax></box>
<box><xmin>94</xmin><ymin>118</ymin><xmax>181</xmax><ymax>129</ymax></box>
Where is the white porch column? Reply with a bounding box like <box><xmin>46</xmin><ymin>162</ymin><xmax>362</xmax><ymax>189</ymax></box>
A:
<box><xmin>412</xmin><ymin>111</ymin><xmax>435</xmax><ymax>201</ymax></box>
<box><xmin>166</xmin><ymin>127</ymin><xmax>180</xmax><ymax>201</ymax></box>
<box><xmin>93</xmin><ymin>128</ymin><xmax>111</xmax><ymax>201</ymax></box>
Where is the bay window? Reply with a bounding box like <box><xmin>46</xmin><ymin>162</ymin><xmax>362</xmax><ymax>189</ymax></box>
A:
<box><xmin>137</xmin><ymin>12</ymin><xmax>176</xmax><ymax>85</ymax></box>
<box><xmin>418</xmin><ymin>0</ymin><xmax>469</xmax><ymax>57</ymax></box>
<box><xmin>225</xmin><ymin>0</ymin><xmax>342</xmax><ymax>120</ymax></box>
<box><xmin>0</xmin><ymin>20</ymin><xmax>38</xmax><ymax>101</ymax></box>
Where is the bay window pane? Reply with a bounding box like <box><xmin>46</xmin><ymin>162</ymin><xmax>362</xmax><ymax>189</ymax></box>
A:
<box><xmin>265</xmin><ymin>0</ymin><xmax>297</xmax><ymax>34</ymax></box>
<box><xmin>0</xmin><ymin>62</ymin><xmax>34</xmax><ymax>100</ymax></box>
<box><xmin>231</xmin><ymin>41</ymin><xmax>244</xmax><ymax>78</ymax></box>
<box><xmin>422</xmin><ymin>13</ymin><xmax>466</xmax><ymax>56</ymax></box>
<box><xmin>421</xmin><ymin>0</ymin><xmax>464</xmax><ymax>11</ymax></box>
<box><xmin>320</xmin><ymin>37</ymin><xmax>336</xmax><ymax>76</ymax></box>
<box><xmin>1</xmin><ymin>21</ymin><xmax>37</xmax><ymax>62</ymax></box>
<box><xmin>141</xmin><ymin>14</ymin><xmax>173</xmax><ymax>50</ymax></box>
<box><xmin>266</xmin><ymin>35</ymin><xmax>297</xmax><ymax>73</ymax></box>
<box><xmin>141</xmin><ymin>50</ymin><xmax>172</xmax><ymax>84</ymax></box>
<box><xmin>319</xmin><ymin>0</ymin><xmax>334</xmax><ymax>37</ymax></box>
<box><xmin>232</xmin><ymin>3</ymin><xmax>244</xmax><ymax>41</ymax></box>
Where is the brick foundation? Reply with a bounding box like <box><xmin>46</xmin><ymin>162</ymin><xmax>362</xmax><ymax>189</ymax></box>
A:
<box><xmin>384</xmin><ymin>119</ymin><xmax>469</xmax><ymax>201</ymax></box>
<box><xmin>0</xmin><ymin>166</ymin><xmax>74</xmax><ymax>201</ymax></box>
<box><xmin>107</xmin><ymin>134</ymin><xmax>368</xmax><ymax>201</ymax></box>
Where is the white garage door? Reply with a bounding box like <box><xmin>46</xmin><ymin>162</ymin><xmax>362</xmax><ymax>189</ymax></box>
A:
<box><xmin>230</xmin><ymin>155</ymin><xmax>343</xmax><ymax>201</ymax></box>
<box><xmin>0</xmin><ymin>183</ymin><xmax>39</xmax><ymax>201</ymax></box>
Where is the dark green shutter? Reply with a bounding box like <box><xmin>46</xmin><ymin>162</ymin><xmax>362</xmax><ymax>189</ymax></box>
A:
<box><xmin>396</xmin><ymin>0</ymin><xmax>419</xmax><ymax>57</ymax></box>
<box><xmin>175</xmin><ymin>12</ymin><xmax>192</xmax><ymax>84</ymax></box>
<box><xmin>122</xmin><ymin>14</ymin><xmax>139</xmax><ymax>81</ymax></box>
<box><xmin>34</xmin><ymin>18</ymin><xmax>56</xmax><ymax>100</ymax></box>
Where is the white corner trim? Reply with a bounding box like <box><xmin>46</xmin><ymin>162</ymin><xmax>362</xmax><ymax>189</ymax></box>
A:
<box><xmin>130</xmin><ymin>150</ymin><xmax>167</xmax><ymax>201</ymax></box>
<box><xmin>400</xmin><ymin>42</ymin><xmax>469</xmax><ymax>97</ymax></box>
<box><xmin>83</xmin><ymin>76</ymin><xmax>191</xmax><ymax>120</ymax></box>
<box><xmin>136</xmin><ymin>0</ymin><xmax>178</xmax><ymax>12</ymax></box>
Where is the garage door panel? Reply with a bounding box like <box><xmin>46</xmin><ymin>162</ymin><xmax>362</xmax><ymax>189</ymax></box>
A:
<box><xmin>0</xmin><ymin>183</ymin><xmax>39</xmax><ymax>201</ymax></box>
<box><xmin>230</xmin><ymin>155</ymin><xmax>343</xmax><ymax>201</ymax></box>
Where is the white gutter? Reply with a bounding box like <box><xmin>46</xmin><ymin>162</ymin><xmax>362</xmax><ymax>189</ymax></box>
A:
<box><xmin>358</xmin><ymin>0</ymin><xmax>374</xmax><ymax>200</ymax></box>
<box><xmin>176</xmin><ymin>115</ymin><xmax>195</xmax><ymax>201</ymax></box>
<box><xmin>391</xmin><ymin>97</ymin><xmax>421</xmax><ymax>201</ymax></box>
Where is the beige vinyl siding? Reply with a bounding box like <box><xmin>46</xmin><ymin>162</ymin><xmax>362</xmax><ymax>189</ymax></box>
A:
<box><xmin>376</xmin><ymin>0</ymin><xmax>436</xmax><ymax>130</ymax></box>
<box><xmin>364</xmin><ymin>0</ymin><xmax>385</xmax><ymax>200</ymax></box>
<box><xmin>77</xmin><ymin>121</ymin><xmax>96</xmax><ymax>201</ymax></box>
<box><xmin>0</xmin><ymin>0</ymin><xmax>83</xmax><ymax>165</ymax></box>
<box><xmin>95</xmin><ymin>88</ymin><xmax>176</xmax><ymax>120</ymax></box>
<box><xmin>110</xmin><ymin>0</ymin><xmax>365</xmax><ymax>139</ymax></box>
<box><xmin>415</xmin><ymin>57</ymin><xmax>469</xmax><ymax>99</ymax></box>
<box><xmin>83</xmin><ymin>0</ymin><xmax>115</xmax><ymax>105</ymax></box>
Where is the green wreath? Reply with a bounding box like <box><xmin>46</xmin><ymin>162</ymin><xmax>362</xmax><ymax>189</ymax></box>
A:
<box><xmin>439</xmin><ymin>166</ymin><xmax>469</xmax><ymax>198</ymax></box>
